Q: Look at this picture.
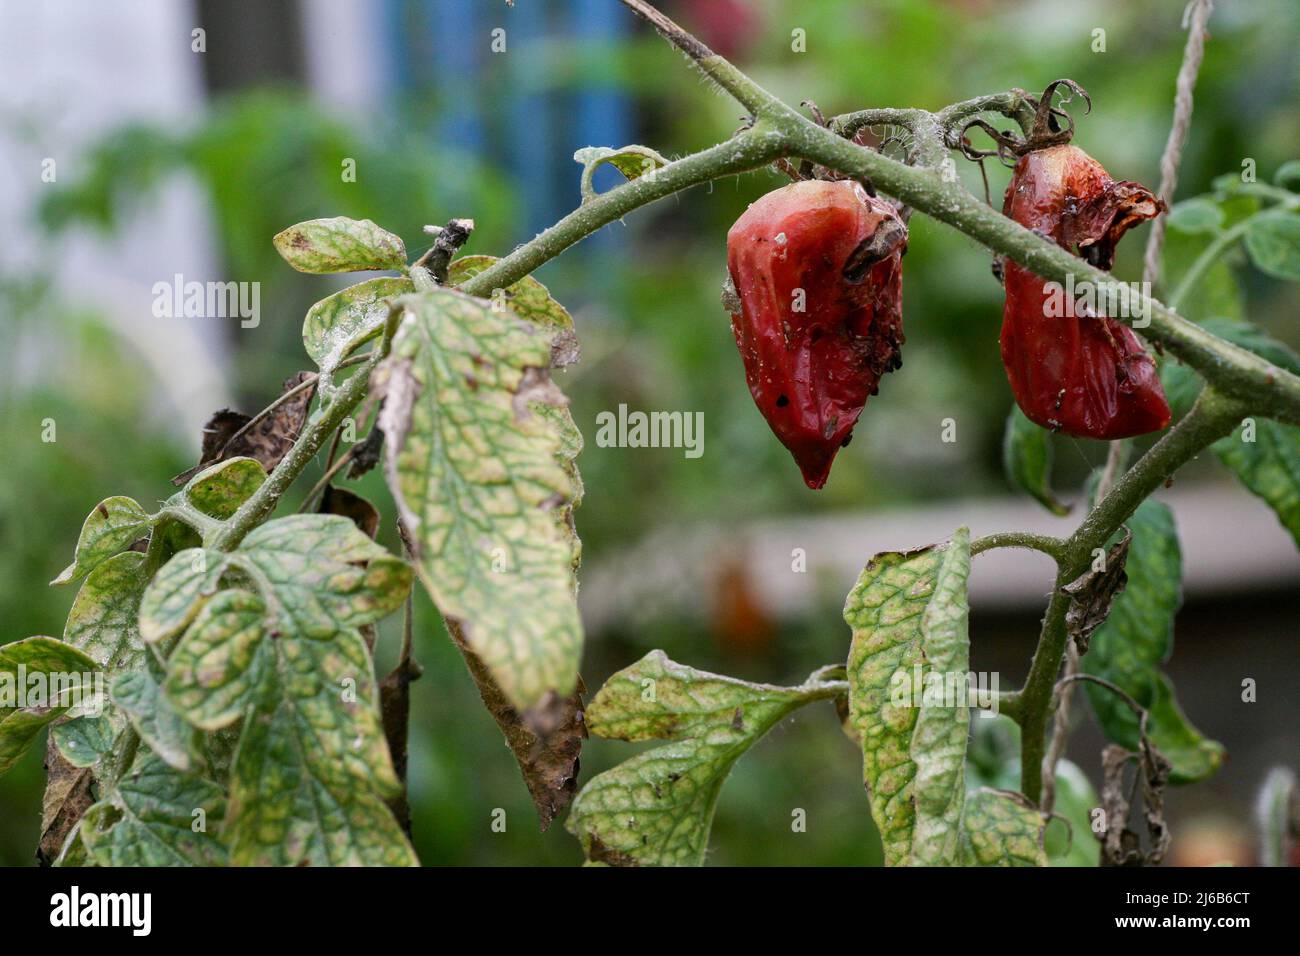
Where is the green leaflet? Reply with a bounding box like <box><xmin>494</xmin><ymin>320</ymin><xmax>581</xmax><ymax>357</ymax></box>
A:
<box><xmin>51</xmin><ymin>496</ymin><xmax>152</xmax><ymax>585</ymax></box>
<box><xmin>80</xmin><ymin>755</ymin><xmax>228</xmax><ymax>866</ymax></box>
<box><xmin>182</xmin><ymin>458</ymin><xmax>267</xmax><ymax>519</ymax></box>
<box><xmin>573</xmin><ymin>145</ymin><xmax>669</xmax><ymax>204</ymax></box>
<box><xmin>302</xmin><ymin>276</ymin><xmax>413</xmax><ymax>390</ymax></box>
<box><xmin>380</xmin><ymin>289</ymin><xmax>583</xmax><ymax>711</ymax></box>
<box><xmin>1163</xmin><ymin>319</ymin><xmax>1300</xmax><ymax>548</ymax></box>
<box><xmin>959</xmin><ymin>789</ymin><xmax>1048</xmax><ymax>867</ymax></box>
<box><xmin>0</xmin><ymin>637</ymin><xmax>100</xmax><ymax>775</ymax></box>
<box><xmin>139</xmin><ymin>513</ymin><xmax>413</xmax><ymax>643</ymax></box>
<box><xmin>966</xmin><ymin>717</ymin><xmax>1095</xmax><ymax>865</ymax></box>
<box><xmin>567</xmin><ymin>651</ymin><xmax>843</xmax><ymax>866</ymax></box>
<box><xmin>114</xmin><ymin>665</ymin><xmax>204</xmax><ymax>774</ymax></box>
<box><xmin>1002</xmin><ymin>405</ymin><xmax>1069</xmax><ymax>515</ymax></box>
<box><xmin>52</xmin><ymin>714</ymin><xmax>118</xmax><ymax>769</ymax></box>
<box><xmin>153</xmin><ymin>513</ymin><xmax>416</xmax><ymax>865</ymax></box>
<box><xmin>448</xmin><ymin>255</ymin><xmax>578</xmax><ymax>364</ymax></box>
<box><xmin>64</xmin><ymin>550</ymin><xmax>148</xmax><ymax>671</ymax></box>
<box><xmin>273</xmin><ymin>216</ymin><xmax>406</xmax><ymax>274</ymax></box>
<box><xmin>845</xmin><ymin>528</ymin><xmax>971</xmax><ymax>866</ymax></box>
<box><xmin>1243</xmin><ymin>210</ymin><xmax>1300</xmax><ymax>281</ymax></box>
<box><xmin>1081</xmin><ymin>501</ymin><xmax>1224</xmax><ymax>783</ymax></box>
<box><xmin>165</xmin><ymin>591</ymin><xmax>414</xmax><ymax>865</ymax></box>
<box><xmin>1166</xmin><ymin>197</ymin><xmax>1225</xmax><ymax>234</ymax></box>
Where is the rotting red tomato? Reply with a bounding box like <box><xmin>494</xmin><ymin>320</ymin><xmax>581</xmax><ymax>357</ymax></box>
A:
<box><xmin>1001</xmin><ymin>145</ymin><xmax>1171</xmax><ymax>439</ymax></box>
<box><xmin>727</xmin><ymin>179</ymin><xmax>907</xmax><ymax>489</ymax></box>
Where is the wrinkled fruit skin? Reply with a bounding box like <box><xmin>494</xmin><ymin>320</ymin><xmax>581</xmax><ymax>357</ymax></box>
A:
<box><xmin>727</xmin><ymin>179</ymin><xmax>906</xmax><ymax>489</ymax></box>
<box><xmin>1001</xmin><ymin>145</ymin><xmax>1171</xmax><ymax>440</ymax></box>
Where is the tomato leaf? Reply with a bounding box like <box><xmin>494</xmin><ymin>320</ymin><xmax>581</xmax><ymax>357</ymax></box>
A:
<box><xmin>273</xmin><ymin>216</ymin><xmax>406</xmax><ymax>273</ymax></box>
<box><xmin>1244</xmin><ymin>211</ymin><xmax>1300</xmax><ymax>281</ymax></box>
<box><xmin>1</xmin><ymin>637</ymin><xmax>100</xmax><ymax>775</ymax></box>
<box><xmin>844</xmin><ymin>529</ymin><xmax>971</xmax><ymax>866</ymax></box>
<box><xmin>1081</xmin><ymin>501</ymin><xmax>1224</xmax><ymax>783</ymax></box>
<box><xmin>50</xmin><ymin>496</ymin><xmax>152</xmax><ymax>586</ymax></box>
<box><xmin>303</xmin><ymin>276</ymin><xmax>413</xmax><ymax>391</ymax></box>
<box><xmin>1163</xmin><ymin>319</ymin><xmax>1300</xmax><ymax>546</ymax></box>
<box><xmin>379</xmin><ymin>288</ymin><xmax>584</xmax><ymax>712</ymax></box>
<box><xmin>567</xmin><ymin>651</ymin><xmax>843</xmax><ymax>866</ymax></box>
<box><xmin>959</xmin><ymin>788</ymin><xmax>1047</xmax><ymax>867</ymax></box>
<box><xmin>154</xmin><ymin>514</ymin><xmax>416</xmax><ymax>865</ymax></box>
<box><xmin>1002</xmin><ymin>405</ymin><xmax>1069</xmax><ymax>515</ymax></box>
<box><xmin>81</xmin><ymin>755</ymin><xmax>228</xmax><ymax>866</ymax></box>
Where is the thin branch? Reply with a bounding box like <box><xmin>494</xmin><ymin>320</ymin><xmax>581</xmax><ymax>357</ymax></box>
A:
<box><xmin>1012</xmin><ymin>387</ymin><xmax>1244</xmax><ymax>803</ymax></box>
<box><xmin>616</xmin><ymin>0</ymin><xmax>776</xmax><ymax>116</ymax></box>
<box><xmin>1143</xmin><ymin>0</ymin><xmax>1215</xmax><ymax>290</ymax></box>
<box><xmin>1040</xmin><ymin>642</ymin><xmax>1080</xmax><ymax>814</ymax></box>
<box><xmin>970</xmin><ymin>531</ymin><xmax>1064</xmax><ymax>560</ymax></box>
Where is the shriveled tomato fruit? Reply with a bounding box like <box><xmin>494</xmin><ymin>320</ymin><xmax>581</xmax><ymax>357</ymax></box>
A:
<box><xmin>727</xmin><ymin>179</ymin><xmax>907</xmax><ymax>489</ymax></box>
<box><xmin>1001</xmin><ymin>145</ymin><xmax>1170</xmax><ymax>439</ymax></box>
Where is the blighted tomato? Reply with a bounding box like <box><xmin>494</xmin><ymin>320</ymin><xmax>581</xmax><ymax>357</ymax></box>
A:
<box><xmin>1001</xmin><ymin>145</ymin><xmax>1170</xmax><ymax>440</ymax></box>
<box><xmin>727</xmin><ymin>179</ymin><xmax>907</xmax><ymax>489</ymax></box>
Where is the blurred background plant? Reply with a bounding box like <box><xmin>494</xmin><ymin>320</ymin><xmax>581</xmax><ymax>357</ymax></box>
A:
<box><xmin>1</xmin><ymin>0</ymin><xmax>1296</xmax><ymax>866</ymax></box>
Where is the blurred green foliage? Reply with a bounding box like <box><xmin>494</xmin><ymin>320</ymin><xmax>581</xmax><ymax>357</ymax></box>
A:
<box><xmin>2</xmin><ymin>0</ymin><xmax>1297</xmax><ymax>865</ymax></box>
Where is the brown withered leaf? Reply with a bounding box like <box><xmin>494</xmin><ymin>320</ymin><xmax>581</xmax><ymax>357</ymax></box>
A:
<box><xmin>1099</xmin><ymin>736</ymin><xmax>1172</xmax><ymax>867</ymax></box>
<box><xmin>380</xmin><ymin>651</ymin><xmax>421</xmax><ymax>838</ymax></box>
<box><xmin>172</xmin><ymin>372</ymin><xmax>317</xmax><ymax>485</ymax></box>
<box><xmin>37</xmin><ymin>738</ymin><xmax>95</xmax><ymax>866</ymax></box>
<box><xmin>1061</xmin><ymin>529</ymin><xmax>1131</xmax><ymax>655</ymax></box>
<box><xmin>447</xmin><ymin>619</ymin><xmax>586</xmax><ymax>830</ymax></box>
<box><xmin>318</xmin><ymin>485</ymin><xmax>381</xmax><ymax>540</ymax></box>
<box><xmin>346</xmin><ymin>425</ymin><xmax>385</xmax><ymax>480</ymax></box>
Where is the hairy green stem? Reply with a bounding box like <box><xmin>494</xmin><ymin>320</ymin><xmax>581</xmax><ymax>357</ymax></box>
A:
<box><xmin>459</xmin><ymin>128</ymin><xmax>785</xmax><ymax>298</ymax></box>
<box><xmin>970</xmin><ymin>531</ymin><xmax>1064</xmax><ymax>559</ymax></box>
<box><xmin>1012</xmin><ymin>388</ymin><xmax>1244</xmax><ymax>802</ymax></box>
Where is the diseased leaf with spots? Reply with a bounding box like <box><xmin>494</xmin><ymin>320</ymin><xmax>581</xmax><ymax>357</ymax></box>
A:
<box><xmin>114</xmin><ymin>666</ymin><xmax>204</xmax><ymax>774</ymax></box>
<box><xmin>63</xmin><ymin>550</ymin><xmax>148</xmax><ymax>671</ymax></box>
<box><xmin>1081</xmin><ymin>501</ymin><xmax>1223</xmax><ymax>783</ymax></box>
<box><xmin>179</xmin><ymin>458</ymin><xmax>268</xmax><ymax>518</ymax></box>
<box><xmin>379</xmin><ymin>289</ymin><xmax>583</xmax><ymax>712</ymax></box>
<box><xmin>153</xmin><ymin>514</ymin><xmax>416</xmax><ymax>865</ymax></box>
<box><xmin>303</xmin><ymin>277</ymin><xmax>413</xmax><ymax>389</ymax></box>
<box><xmin>80</xmin><ymin>755</ymin><xmax>228</xmax><ymax>867</ymax></box>
<box><xmin>1002</xmin><ymin>405</ymin><xmax>1069</xmax><ymax>516</ymax></box>
<box><xmin>139</xmin><ymin>514</ymin><xmax>412</xmax><ymax>644</ymax></box>
<box><xmin>273</xmin><ymin>216</ymin><xmax>407</xmax><ymax>274</ymax></box>
<box><xmin>51</xmin><ymin>497</ymin><xmax>152</xmax><ymax>586</ymax></box>
<box><xmin>566</xmin><ymin>651</ymin><xmax>843</xmax><ymax>866</ymax></box>
<box><xmin>1</xmin><ymin>637</ymin><xmax>100</xmax><ymax>775</ymax></box>
<box><xmin>165</xmin><ymin>591</ymin><xmax>414</xmax><ymax>865</ymax></box>
<box><xmin>450</xmin><ymin>620</ymin><xmax>585</xmax><ymax>831</ymax></box>
<box><xmin>960</xmin><ymin>788</ymin><xmax>1047</xmax><ymax>867</ymax></box>
<box><xmin>845</xmin><ymin>528</ymin><xmax>971</xmax><ymax>866</ymax></box>
<box><xmin>449</xmin><ymin>255</ymin><xmax>579</xmax><ymax>367</ymax></box>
